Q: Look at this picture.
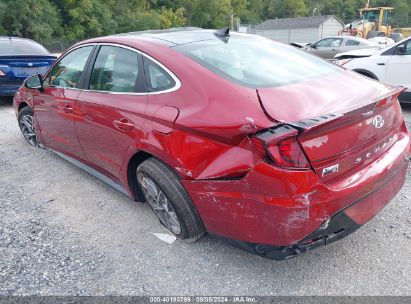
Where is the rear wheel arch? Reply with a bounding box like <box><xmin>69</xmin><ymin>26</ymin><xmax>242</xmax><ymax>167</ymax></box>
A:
<box><xmin>137</xmin><ymin>157</ymin><xmax>206</xmax><ymax>241</ymax></box>
<box><xmin>127</xmin><ymin>150</ymin><xmax>153</xmax><ymax>202</ymax></box>
<box><xmin>18</xmin><ymin>102</ymin><xmax>30</xmax><ymax>112</ymax></box>
<box><xmin>353</xmin><ymin>69</ymin><xmax>379</xmax><ymax>80</ymax></box>
<box><xmin>127</xmin><ymin>149</ymin><xmax>194</xmax><ymax>201</ymax></box>
<box><xmin>17</xmin><ymin>106</ymin><xmax>39</xmax><ymax>147</ymax></box>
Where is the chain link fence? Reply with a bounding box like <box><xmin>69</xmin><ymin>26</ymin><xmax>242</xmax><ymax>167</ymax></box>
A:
<box><xmin>38</xmin><ymin>14</ymin><xmax>411</xmax><ymax>53</ymax></box>
<box><xmin>240</xmin><ymin>14</ymin><xmax>411</xmax><ymax>44</ymax></box>
<box><xmin>392</xmin><ymin>14</ymin><xmax>411</xmax><ymax>28</ymax></box>
<box><xmin>239</xmin><ymin>21</ymin><xmax>343</xmax><ymax>44</ymax></box>
<box><xmin>38</xmin><ymin>39</ymin><xmax>77</xmax><ymax>54</ymax></box>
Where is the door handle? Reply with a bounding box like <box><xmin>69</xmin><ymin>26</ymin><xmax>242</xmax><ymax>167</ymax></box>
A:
<box><xmin>62</xmin><ymin>104</ymin><xmax>74</xmax><ymax>114</ymax></box>
<box><xmin>113</xmin><ymin>118</ymin><xmax>134</xmax><ymax>131</ymax></box>
<box><xmin>377</xmin><ymin>63</ymin><xmax>385</xmax><ymax>66</ymax></box>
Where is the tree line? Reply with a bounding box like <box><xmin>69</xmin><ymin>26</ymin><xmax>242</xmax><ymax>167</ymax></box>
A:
<box><xmin>0</xmin><ymin>0</ymin><xmax>410</xmax><ymax>42</ymax></box>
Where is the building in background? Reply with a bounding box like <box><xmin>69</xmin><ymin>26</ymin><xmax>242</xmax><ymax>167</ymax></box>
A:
<box><xmin>242</xmin><ymin>15</ymin><xmax>344</xmax><ymax>44</ymax></box>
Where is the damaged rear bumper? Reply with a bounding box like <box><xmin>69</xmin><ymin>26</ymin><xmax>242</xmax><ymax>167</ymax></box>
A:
<box><xmin>182</xmin><ymin>130</ymin><xmax>409</xmax><ymax>259</ymax></box>
<box><xmin>221</xmin><ymin>211</ymin><xmax>359</xmax><ymax>260</ymax></box>
<box><xmin>217</xmin><ymin>158</ymin><xmax>408</xmax><ymax>260</ymax></box>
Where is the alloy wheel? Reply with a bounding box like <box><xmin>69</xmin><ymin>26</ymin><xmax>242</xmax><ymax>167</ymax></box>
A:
<box><xmin>138</xmin><ymin>175</ymin><xmax>182</xmax><ymax>235</ymax></box>
<box><xmin>19</xmin><ymin>114</ymin><xmax>38</xmax><ymax>146</ymax></box>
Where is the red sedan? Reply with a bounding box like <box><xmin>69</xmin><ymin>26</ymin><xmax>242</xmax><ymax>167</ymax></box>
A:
<box><xmin>13</xmin><ymin>28</ymin><xmax>410</xmax><ymax>260</ymax></box>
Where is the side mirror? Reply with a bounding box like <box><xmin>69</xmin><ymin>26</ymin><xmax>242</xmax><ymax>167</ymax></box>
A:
<box><xmin>397</xmin><ymin>45</ymin><xmax>405</xmax><ymax>55</ymax></box>
<box><xmin>311</xmin><ymin>44</ymin><xmax>317</xmax><ymax>49</ymax></box>
<box><xmin>24</xmin><ymin>74</ymin><xmax>44</xmax><ymax>90</ymax></box>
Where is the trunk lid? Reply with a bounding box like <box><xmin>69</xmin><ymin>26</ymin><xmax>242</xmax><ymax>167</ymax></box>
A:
<box><xmin>257</xmin><ymin>70</ymin><xmax>393</xmax><ymax>123</ymax></box>
<box><xmin>296</xmin><ymin>91</ymin><xmax>404</xmax><ymax>182</ymax></box>
<box><xmin>257</xmin><ymin>71</ymin><xmax>406</xmax><ymax>182</ymax></box>
<box><xmin>0</xmin><ymin>55</ymin><xmax>56</xmax><ymax>80</ymax></box>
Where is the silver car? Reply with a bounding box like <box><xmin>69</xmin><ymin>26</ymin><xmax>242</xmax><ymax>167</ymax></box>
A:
<box><xmin>304</xmin><ymin>36</ymin><xmax>382</xmax><ymax>60</ymax></box>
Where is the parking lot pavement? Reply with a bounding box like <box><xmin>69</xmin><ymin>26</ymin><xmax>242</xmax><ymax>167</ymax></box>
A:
<box><xmin>0</xmin><ymin>97</ymin><xmax>410</xmax><ymax>296</ymax></box>
<box><xmin>403</xmin><ymin>104</ymin><xmax>411</xmax><ymax>129</ymax></box>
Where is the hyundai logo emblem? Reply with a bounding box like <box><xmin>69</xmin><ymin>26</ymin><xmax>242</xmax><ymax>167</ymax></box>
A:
<box><xmin>372</xmin><ymin>115</ymin><xmax>384</xmax><ymax>129</ymax></box>
<box><xmin>28</xmin><ymin>63</ymin><xmax>33</xmax><ymax>67</ymax></box>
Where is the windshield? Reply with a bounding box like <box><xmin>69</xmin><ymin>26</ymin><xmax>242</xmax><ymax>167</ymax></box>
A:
<box><xmin>362</xmin><ymin>10</ymin><xmax>380</xmax><ymax>23</ymax></box>
<box><xmin>174</xmin><ymin>35</ymin><xmax>341</xmax><ymax>88</ymax></box>
<box><xmin>0</xmin><ymin>39</ymin><xmax>49</xmax><ymax>55</ymax></box>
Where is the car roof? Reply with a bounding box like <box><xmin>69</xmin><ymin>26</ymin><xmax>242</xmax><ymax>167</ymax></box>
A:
<box><xmin>0</xmin><ymin>36</ymin><xmax>35</xmax><ymax>42</ymax></box>
<box><xmin>320</xmin><ymin>35</ymin><xmax>376</xmax><ymax>44</ymax></box>
<box><xmin>346</xmin><ymin>36</ymin><xmax>377</xmax><ymax>45</ymax></box>
<box><xmin>324</xmin><ymin>36</ymin><xmax>367</xmax><ymax>41</ymax></box>
<box><xmin>113</xmin><ymin>27</ymin><xmax>236</xmax><ymax>46</ymax></box>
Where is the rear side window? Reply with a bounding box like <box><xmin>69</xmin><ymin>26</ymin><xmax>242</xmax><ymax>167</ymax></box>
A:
<box><xmin>0</xmin><ymin>39</ymin><xmax>49</xmax><ymax>55</ymax></box>
<box><xmin>174</xmin><ymin>35</ymin><xmax>340</xmax><ymax>88</ymax></box>
<box><xmin>143</xmin><ymin>58</ymin><xmax>176</xmax><ymax>92</ymax></box>
<box><xmin>89</xmin><ymin>46</ymin><xmax>144</xmax><ymax>93</ymax></box>
<box><xmin>46</xmin><ymin>46</ymin><xmax>93</xmax><ymax>88</ymax></box>
<box><xmin>346</xmin><ymin>40</ymin><xmax>360</xmax><ymax>46</ymax></box>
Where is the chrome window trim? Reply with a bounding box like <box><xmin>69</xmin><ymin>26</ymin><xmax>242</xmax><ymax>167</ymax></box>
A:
<box><xmin>96</xmin><ymin>43</ymin><xmax>181</xmax><ymax>95</ymax></box>
<box><xmin>48</xmin><ymin>42</ymin><xmax>181</xmax><ymax>96</ymax></box>
<box><xmin>46</xmin><ymin>42</ymin><xmax>181</xmax><ymax>96</ymax></box>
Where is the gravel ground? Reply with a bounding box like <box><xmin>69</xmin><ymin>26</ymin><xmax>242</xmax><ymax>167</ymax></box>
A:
<box><xmin>0</xmin><ymin>97</ymin><xmax>410</xmax><ymax>296</ymax></box>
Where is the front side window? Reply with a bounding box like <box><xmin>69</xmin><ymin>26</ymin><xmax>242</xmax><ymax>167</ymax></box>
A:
<box><xmin>316</xmin><ymin>38</ymin><xmax>342</xmax><ymax>48</ymax></box>
<box><xmin>143</xmin><ymin>58</ymin><xmax>176</xmax><ymax>92</ymax></box>
<box><xmin>346</xmin><ymin>40</ymin><xmax>360</xmax><ymax>46</ymax></box>
<box><xmin>382</xmin><ymin>11</ymin><xmax>390</xmax><ymax>26</ymax></box>
<box><xmin>174</xmin><ymin>35</ymin><xmax>341</xmax><ymax>88</ymax></box>
<box><xmin>89</xmin><ymin>46</ymin><xmax>143</xmax><ymax>93</ymax></box>
<box><xmin>363</xmin><ymin>10</ymin><xmax>379</xmax><ymax>23</ymax></box>
<box><xmin>404</xmin><ymin>40</ymin><xmax>411</xmax><ymax>55</ymax></box>
<box><xmin>46</xmin><ymin>46</ymin><xmax>93</xmax><ymax>88</ymax></box>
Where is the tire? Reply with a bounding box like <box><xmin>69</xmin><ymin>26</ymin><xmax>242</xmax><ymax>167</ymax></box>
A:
<box><xmin>137</xmin><ymin>158</ymin><xmax>205</xmax><ymax>242</ymax></box>
<box><xmin>366</xmin><ymin>31</ymin><xmax>383</xmax><ymax>39</ymax></box>
<box><xmin>18</xmin><ymin>106</ymin><xmax>39</xmax><ymax>147</ymax></box>
<box><xmin>389</xmin><ymin>33</ymin><xmax>403</xmax><ymax>43</ymax></box>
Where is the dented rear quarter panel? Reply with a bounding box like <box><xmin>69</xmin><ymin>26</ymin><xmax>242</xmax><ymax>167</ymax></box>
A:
<box><xmin>181</xmin><ymin>128</ymin><xmax>409</xmax><ymax>246</ymax></box>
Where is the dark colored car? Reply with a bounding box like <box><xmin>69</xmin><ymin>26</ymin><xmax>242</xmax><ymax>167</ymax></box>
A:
<box><xmin>0</xmin><ymin>37</ymin><xmax>56</xmax><ymax>96</ymax></box>
<box><xmin>13</xmin><ymin>28</ymin><xmax>410</xmax><ymax>260</ymax></box>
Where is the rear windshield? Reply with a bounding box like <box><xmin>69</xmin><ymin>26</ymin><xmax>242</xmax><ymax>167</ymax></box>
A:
<box><xmin>174</xmin><ymin>35</ymin><xmax>341</xmax><ymax>88</ymax></box>
<box><xmin>0</xmin><ymin>39</ymin><xmax>49</xmax><ymax>55</ymax></box>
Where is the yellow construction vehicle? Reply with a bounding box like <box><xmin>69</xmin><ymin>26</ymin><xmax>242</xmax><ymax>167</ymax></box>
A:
<box><xmin>340</xmin><ymin>6</ymin><xmax>410</xmax><ymax>42</ymax></box>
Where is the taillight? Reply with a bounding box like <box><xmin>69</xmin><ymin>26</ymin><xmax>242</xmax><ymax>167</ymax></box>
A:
<box><xmin>267</xmin><ymin>137</ymin><xmax>310</xmax><ymax>169</ymax></box>
<box><xmin>374</xmin><ymin>88</ymin><xmax>404</xmax><ymax>110</ymax></box>
<box><xmin>254</xmin><ymin>126</ymin><xmax>310</xmax><ymax>170</ymax></box>
<box><xmin>335</xmin><ymin>59</ymin><xmax>352</xmax><ymax>66</ymax></box>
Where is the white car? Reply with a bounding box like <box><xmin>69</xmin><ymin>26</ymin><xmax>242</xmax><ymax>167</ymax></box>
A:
<box><xmin>335</xmin><ymin>37</ymin><xmax>411</xmax><ymax>103</ymax></box>
<box><xmin>368</xmin><ymin>36</ymin><xmax>395</xmax><ymax>47</ymax></box>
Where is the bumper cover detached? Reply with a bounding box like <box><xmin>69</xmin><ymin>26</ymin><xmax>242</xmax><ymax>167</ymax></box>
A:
<box><xmin>223</xmin><ymin>209</ymin><xmax>360</xmax><ymax>260</ymax></box>
<box><xmin>222</xmin><ymin>162</ymin><xmax>407</xmax><ymax>260</ymax></box>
